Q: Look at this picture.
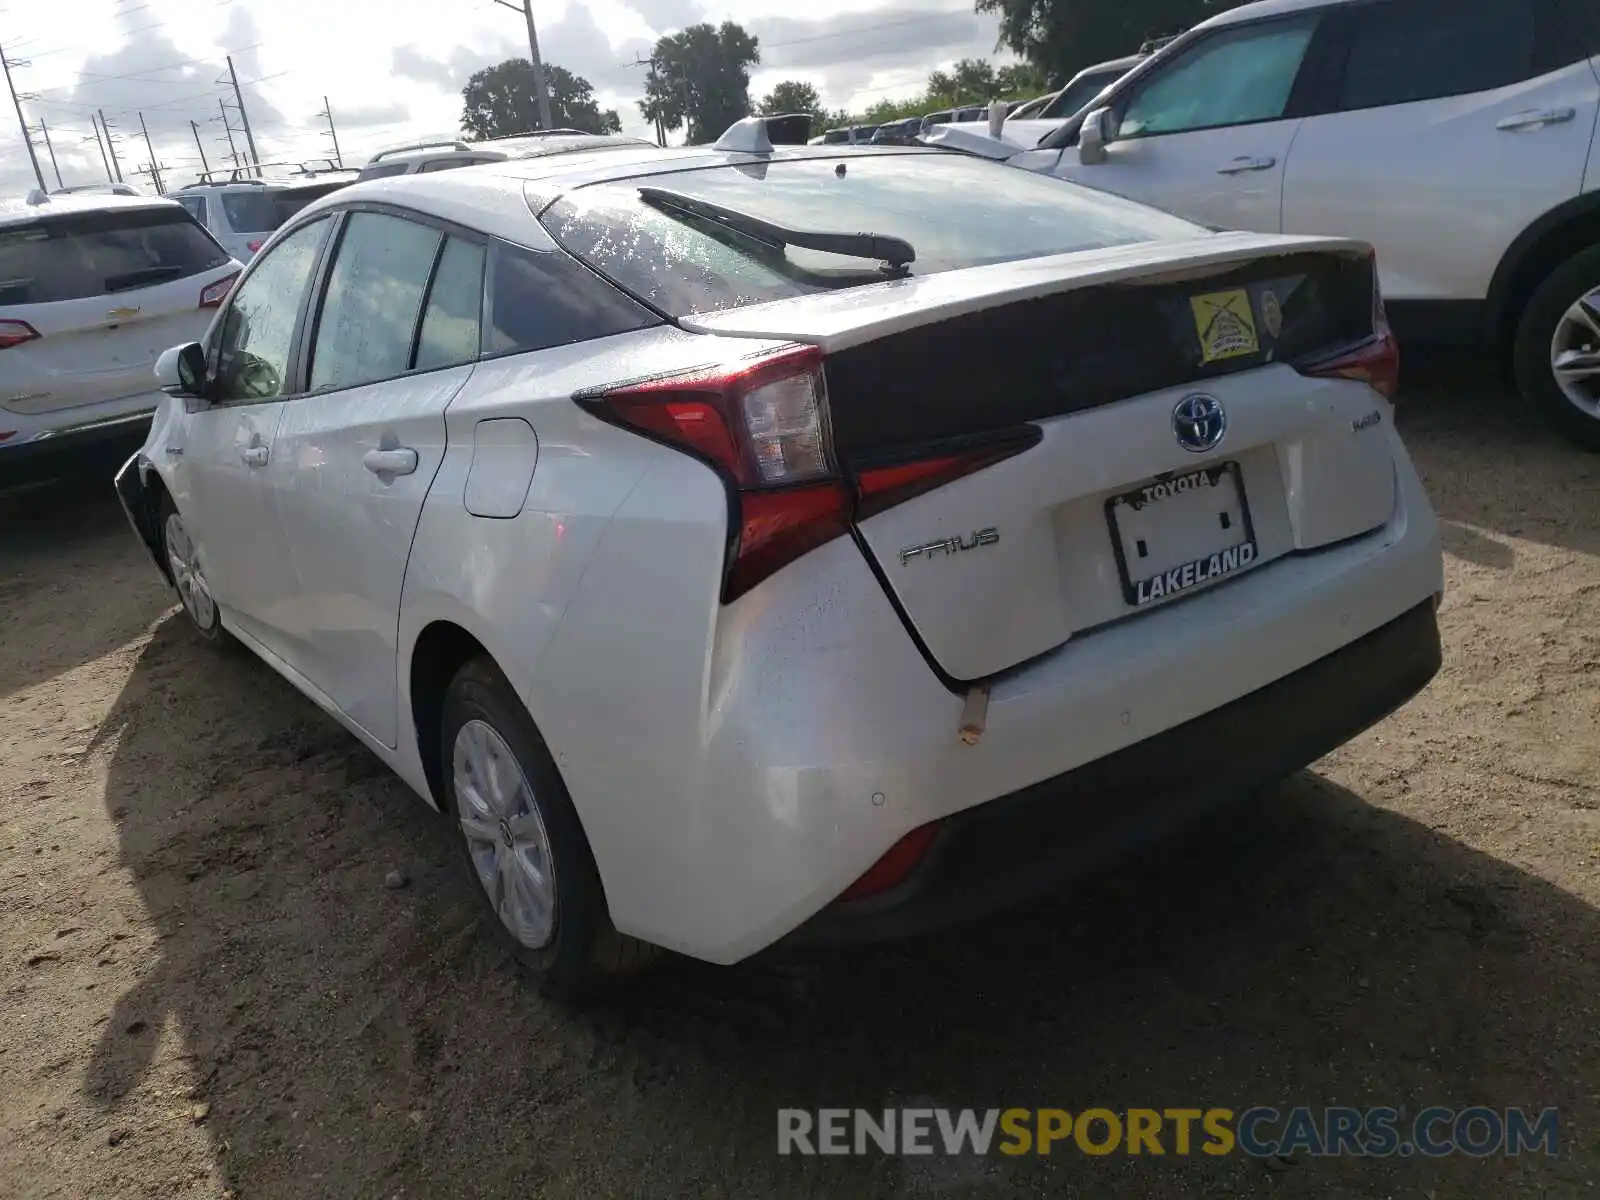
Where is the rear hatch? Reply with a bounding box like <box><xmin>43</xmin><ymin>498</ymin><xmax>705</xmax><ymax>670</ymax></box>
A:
<box><xmin>684</xmin><ymin>237</ymin><xmax>1396</xmax><ymax>679</ymax></box>
<box><xmin>0</xmin><ymin>204</ymin><xmax>237</xmax><ymax>416</ymax></box>
<box><xmin>540</xmin><ymin>153</ymin><xmax>1399</xmax><ymax>682</ymax></box>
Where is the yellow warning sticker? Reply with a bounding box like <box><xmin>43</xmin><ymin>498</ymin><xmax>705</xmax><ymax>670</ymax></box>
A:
<box><xmin>1191</xmin><ymin>289</ymin><xmax>1260</xmax><ymax>363</ymax></box>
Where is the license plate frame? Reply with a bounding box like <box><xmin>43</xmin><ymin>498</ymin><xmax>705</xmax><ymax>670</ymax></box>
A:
<box><xmin>1105</xmin><ymin>461</ymin><xmax>1259</xmax><ymax>608</ymax></box>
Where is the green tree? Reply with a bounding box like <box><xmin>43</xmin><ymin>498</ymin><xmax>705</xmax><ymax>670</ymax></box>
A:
<box><xmin>996</xmin><ymin>61</ymin><xmax>1048</xmax><ymax>97</ymax></box>
<box><xmin>640</xmin><ymin>21</ymin><xmax>761</xmax><ymax>144</ymax></box>
<box><xmin>976</xmin><ymin>0</ymin><xmax>1219</xmax><ymax>84</ymax></box>
<box><xmin>950</xmin><ymin>57</ymin><xmax>1000</xmax><ymax>103</ymax></box>
<box><xmin>757</xmin><ymin>79</ymin><xmax>828</xmax><ymax>130</ymax></box>
<box><xmin>461</xmin><ymin>60</ymin><xmax>621</xmax><ymax>139</ymax></box>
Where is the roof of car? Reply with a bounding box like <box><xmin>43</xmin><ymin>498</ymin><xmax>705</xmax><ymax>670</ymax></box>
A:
<box><xmin>286</xmin><ymin>143</ymin><xmax>940</xmax><ymax>248</ymax></box>
<box><xmin>0</xmin><ymin>190</ymin><xmax>181</xmax><ymax>228</ymax></box>
<box><xmin>1198</xmin><ymin>0</ymin><xmax>1342</xmax><ymax>28</ymax></box>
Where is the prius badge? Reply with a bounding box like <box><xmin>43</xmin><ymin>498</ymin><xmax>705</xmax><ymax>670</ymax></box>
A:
<box><xmin>899</xmin><ymin>528</ymin><xmax>999</xmax><ymax>566</ymax></box>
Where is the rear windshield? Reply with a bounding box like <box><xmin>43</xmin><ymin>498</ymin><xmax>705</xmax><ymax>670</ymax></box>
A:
<box><xmin>220</xmin><ymin>191</ymin><xmax>285</xmax><ymax>233</ymax></box>
<box><xmin>0</xmin><ymin>207</ymin><xmax>230</xmax><ymax>305</ymax></box>
<box><xmin>539</xmin><ymin>152</ymin><xmax>1201</xmax><ymax>317</ymax></box>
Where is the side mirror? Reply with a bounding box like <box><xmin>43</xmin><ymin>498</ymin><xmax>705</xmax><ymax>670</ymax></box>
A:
<box><xmin>1079</xmin><ymin>107</ymin><xmax>1113</xmax><ymax>165</ymax></box>
<box><xmin>155</xmin><ymin>342</ymin><xmax>207</xmax><ymax>397</ymax></box>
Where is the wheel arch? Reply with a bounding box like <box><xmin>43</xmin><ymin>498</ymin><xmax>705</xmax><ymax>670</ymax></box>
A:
<box><xmin>129</xmin><ymin>457</ymin><xmax>175</xmax><ymax>586</ymax></box>
<box><xmin>408</xmin><ymin>619</ymin><xmax>494</xmax><ymax>811</ymax></box>
<box><xmin>1485</xmin><ymin>192</ymin><xmax>1600</xmax><ymax>349</ymax></box>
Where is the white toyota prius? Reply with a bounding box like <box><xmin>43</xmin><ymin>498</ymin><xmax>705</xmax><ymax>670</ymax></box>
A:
<box><xmin>115</xmin><ymin>121</ymin><xmax>1444</xmax><ymax>992</ymax></box>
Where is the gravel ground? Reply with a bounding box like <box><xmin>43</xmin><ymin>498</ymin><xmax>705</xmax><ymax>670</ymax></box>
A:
<box><xmin>1</xmin><ymin>364</ymin><xmax>1596</xmax><ymax>1200</ymax></box>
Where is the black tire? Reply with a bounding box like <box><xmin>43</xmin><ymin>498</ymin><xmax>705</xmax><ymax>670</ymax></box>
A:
<box><xmin>1513</xmin><ymin>242</ymin><xmax>1600</xmax><ymax>453</ymax></box>
<box><xmin>156</xmin><ymin>494</ymin><xmax>231</xmax><ymax>646</ymax></box>
<box><xmin>440</xmin><ymin>656</ymin><xmax>658</xmax><ymax>997</ymax></box>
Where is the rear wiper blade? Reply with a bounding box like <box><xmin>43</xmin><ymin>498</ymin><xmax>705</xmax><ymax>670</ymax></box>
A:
<box><xmin>636</xmin><ymin>186</ymin><xmax>916</xmax><ymax>269</ymax></box>
<box><xmin>104</xmin><ymin>265</ymin><xmax>185</xmax><ymax>293</ymax></box>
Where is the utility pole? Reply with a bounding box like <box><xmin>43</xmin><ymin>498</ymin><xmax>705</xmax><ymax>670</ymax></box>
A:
<box><xmin>99</xmin><ymin>108</ymin><xmax>124</xmax><ymax>182</ymax></box>
<box><xmin>37</xmin><ymin>118</ymin><xmax>61</xmax><ymax>188</ymax></box>
<box><xmin>492</xmin><ymin>0</ymin><xmax>552</xmax><ymax>130</ymax></box>
<box><xmin>137</xmin><ymin>111</ymin><xmax>163</xmax><ymax>193</ymax></box>
<box><xmin>87</xmin><ymin>114</ymin><xmax>113</xmax><ymax>181</ymax></box>
<box><xmin>216</xmin><ymin>98</ymin><xmax>241</xmax><ymax>172</ymax></box>
<box><xmin>224</xmin><ymin>55</ymin><xmax>260</xmax><ymax>175</ymax></box>
<box><xmin>0</xmin><ymin>42</ymin><xmax>45</xmax><ymax>191</ymax></box>
<box><xmin>189</xmin><ymin>119</ymin><xmax>210</xmax><ymax>177</ymax></box>
<box><xmin>319</xmin><ymin>95</ymin><xmax>342</xmax><ymax>167</ymax></box>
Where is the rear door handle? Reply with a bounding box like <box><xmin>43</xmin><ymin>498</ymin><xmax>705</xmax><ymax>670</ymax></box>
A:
<box><xmin>1216</xmin><ymin>155</ymin><xmax>1276</xmax><ymax>175</ymax></box>
<box><xmin>1496</xmin><ymin>107</ymin><xmax>1576</xmax><ymax>131</ymax></box>
<box><xmin>240</xmin><ymin>445</ymin><xmax>269</xmax><ymax>467</ymax></box>
<box><xmin>363</xmin><ymin>447</ymin><xmax>419</xmax><ymax>477</ymax></box>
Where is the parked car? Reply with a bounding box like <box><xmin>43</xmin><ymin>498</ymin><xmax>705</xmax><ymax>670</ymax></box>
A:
<box><xmin>928</xmin><ymin>0</ymin><xmax>1600</xmax><ymax>449</ymax></box>
<box><xmin>356</xmin><ymin>133</ymin><xmax>651</xmax><ymax>180</ymax></box>
<box><xmin>116</xmin><ymin>119</ymin><xmax>1442</xmax><ymax>993</ymax></box>
<box><xmin>999</xmin><ymin>52</ymin><xmax>1148</xmax><ymax>147</ymax></box>
<box><xmin>0</xmin><ymin>190</ymin><xmax>239</xmax><ymax>488</ymax></box>
<box><xmin>870</xmin><ymin>117</ymin><xmax>923</xmax><ymax>146</ymax></box>
<box><xmin>172</xmin><ymin>174</ymin><xmax>359</xmax><ymax>262</ymax></box>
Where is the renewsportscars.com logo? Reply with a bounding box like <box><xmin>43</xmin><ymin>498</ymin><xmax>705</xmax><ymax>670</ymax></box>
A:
<box><xmin>777</xmin><ymin>1106</ymin><xmax>1560</xmax><ymax>1159</ymax></box>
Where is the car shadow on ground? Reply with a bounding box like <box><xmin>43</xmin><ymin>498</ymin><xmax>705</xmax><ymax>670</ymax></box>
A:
<box><xmin>0</xmin><ymin>473</ymin><xmax>173</xmax><ymax>703</ymax></box>
<box><xmin>81</xmin><ymin>617</ymin><xmax>1597</xmax><ymax>1199</ymax></box>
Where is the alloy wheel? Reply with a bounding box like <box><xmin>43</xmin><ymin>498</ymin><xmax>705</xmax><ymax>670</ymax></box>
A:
<box><xmin>452</xmin><ymin>718</ymin><xmax>558</xmax><ymax>950</ymax></box>
<box><xmin>1551</xmin><ymin>287</ymin><xmax>1600</xmax><ymax>419</ymax></box>
<box><xmin>164</xmin><ymin>511</ymin><xmax>216</xmax><ymax>632</ymax></box>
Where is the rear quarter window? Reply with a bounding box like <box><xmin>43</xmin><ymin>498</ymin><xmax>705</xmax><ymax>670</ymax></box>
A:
<box><xmin>0</xmin><ymin>207</ymin><xmax>231</xmax><ymax>305</ymax></box>
<box><xmin>482</xmin><ymin>239</ymin><xmax>658</xmax><ymax>356</ymax></box>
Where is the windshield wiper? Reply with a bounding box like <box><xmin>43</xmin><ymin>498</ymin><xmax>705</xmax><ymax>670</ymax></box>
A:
<box><xmin>104</xmin><ymin>265</ymin><xmax>185</xmax><ymax>293</ymax></box>
<box><xmin>636</xmin><ymin>186</ymin><xmax>916</xmax><ymax>270</ymax></box>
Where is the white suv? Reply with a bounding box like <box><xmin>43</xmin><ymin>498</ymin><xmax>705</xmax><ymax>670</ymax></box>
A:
<box><xmin>0</xmin><ymin>190</ymin><xmax>239</xmax><ymax>487</ymax></box>
<box><xmin>172</xmin><ymin>175</ymin><xmax>357</xmax><ymax>262</ymax></box>
<box><xmin>932</xmin><ymin>0</ymin><xmax>1600</xmax><ymax>448</ymax></box>
<box><xmin>115</xmin><ymin>128</ymin><xmax>1442</xmax><ymax>991</ymax></box>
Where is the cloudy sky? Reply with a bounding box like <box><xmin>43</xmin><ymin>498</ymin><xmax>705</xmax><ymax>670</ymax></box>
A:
<box><xmin>0</xmin><ymin>0</ymin><xmax>1015</xmax><ymax>194</ymax></box>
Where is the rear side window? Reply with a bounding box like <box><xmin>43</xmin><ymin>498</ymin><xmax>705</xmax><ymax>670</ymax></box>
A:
<box><xmin>309</xmin><ymin>211</ymin><xmax>442</xmax><ymax>391</ymax></box>
<box><xmin>483</xmin><ymin>240</ymin><xmax>657</xmax><ymax>356</ymax></box>
<box><xmin>539</xmin><ymin>154</ymin><xmax>1200</xmax><ymax>318</ymax></box>
<box><xmin>415</xmin><ymin>237</ymin><xmax>486</xmax><ymax>370</ymax></box>
<box><xmin>420</xmin><ymin>158</ymin><xmax>472</xmax><ymax>173</ymax></box>
<box><xmin>221</xmin><ymin>191</ymin><xmax>284</xmax><ymax>234</ymax></box>
<box><xmin>0</xmin><ymin>207</ymin><xmax>231</xmax><ymax>305</ymax></box>
<box><xmin>1337</xmin><ymin>0</ymin><xmax>1544</xmax><ymax>111</ymax></box>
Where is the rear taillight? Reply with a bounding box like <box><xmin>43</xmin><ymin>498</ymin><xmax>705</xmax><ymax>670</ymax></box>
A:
<box><xmin>1295</xmin><ymin>253</ymin><xmax>1400</xmax><ymax>402</ymax></box>
<box><xmin>583</xmin><ymin>344</ymin><xmax>1030</xmax><ymax>602</ymax></box>
<box><xmin>0</xmin><ymin>319</ymin><xmax>40</xmax><ymax>350</ymax></box>
<box><xmin>247</xmin><ymin>239</ymin><xmax>264</xmax><ymax>254</ymax></box>
<box><xmin>583</xmin><ymin>346</ymin><xmax>850</xmax><ymax>601</ymax></box>
<box><xmin>199</xmin><ymin>272</ymin><xmax>239</xmax><ymax>309</ymax></box>
<box><xmin>1297</xmin><ymin>329</ymin><xmax>1400</xmax><ymax>403</ymax></box>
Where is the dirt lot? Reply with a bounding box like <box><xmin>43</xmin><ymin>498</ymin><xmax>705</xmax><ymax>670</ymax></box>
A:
<box><xmin>1</xmin><ymin>366</ymin><xmax>1597</xmax><ymax>1200</ymax></box>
